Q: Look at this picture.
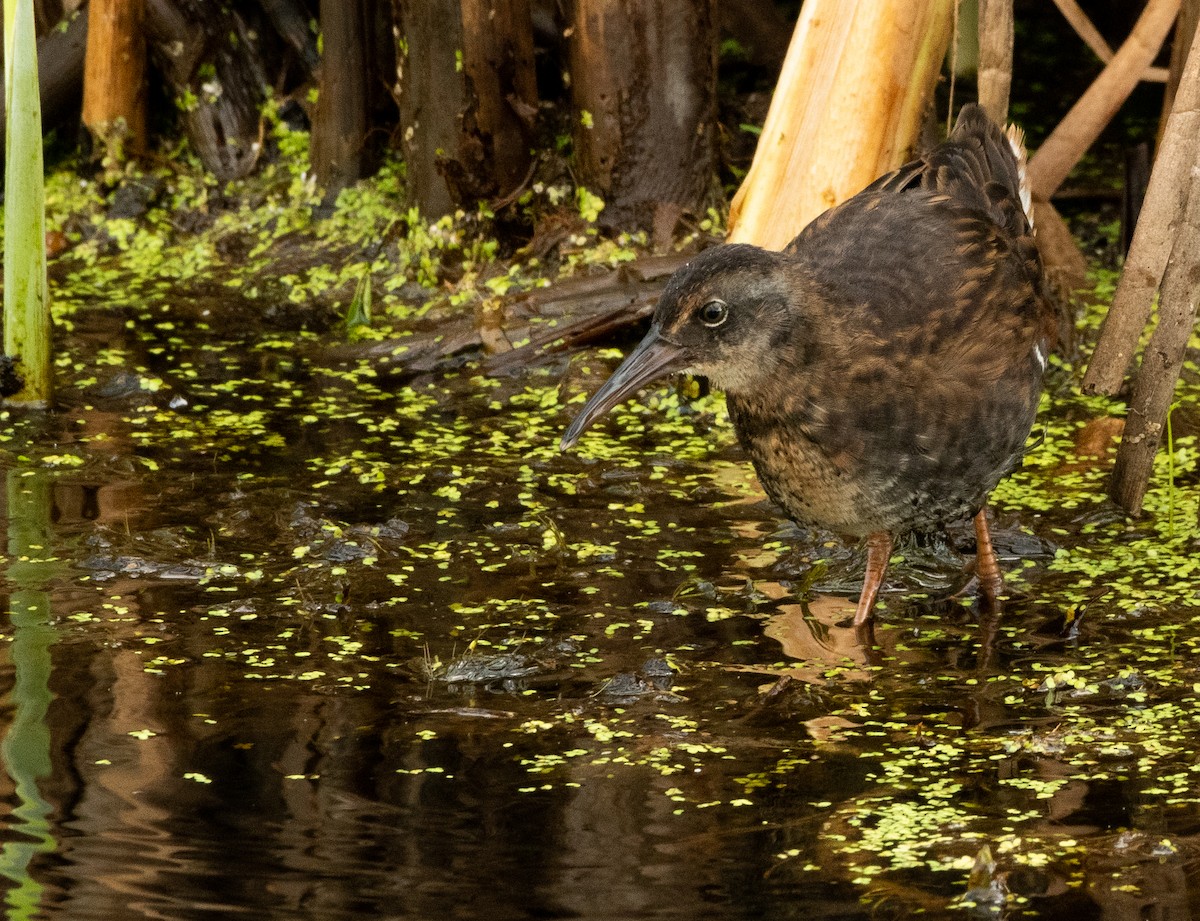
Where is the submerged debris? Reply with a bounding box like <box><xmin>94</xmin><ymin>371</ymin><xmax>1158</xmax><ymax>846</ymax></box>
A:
<box><xmin>435</xmin><ymin>653</ymin><xmax>541</xmax><ymax>685</ymax></box>
<box><xmin>596</xmin><ymin>658</ymin><xmax>679</xmax><ymax>702</ymax></box>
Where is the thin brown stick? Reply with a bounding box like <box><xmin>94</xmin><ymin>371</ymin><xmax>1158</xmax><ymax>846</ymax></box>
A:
<box><xmin>1159</xmin><ymin>0</ymin><xmax>1200</xmax><ymax>145</ymax></box>
<box><xmin>1109</xmin><ymin>175</ymin><xmax>1200</xmax><ymax>514</ymax></box>
<box><xmin>1027</xmin><ymin>0</ymin><xmax>1179</xmax><ymax>201</ymax></box>
<box><xmin>1050</xmin><ymin>0</ymin><xmax>1169</xmax><ymax>81</ymax></box>
<box><xmin>947</xmin><ymin>0</ymin><xmax>959</xmax><ymax>134</ymax></box>
<box><xmin>977</xmin><ymin>0</ymin><xmax>1013</xmax><ymax>124</ymax></box>
<box><xmin>1082</xmin><ymin>15</ymin><xmax>1200</xmax><ymax>395</ymax></box>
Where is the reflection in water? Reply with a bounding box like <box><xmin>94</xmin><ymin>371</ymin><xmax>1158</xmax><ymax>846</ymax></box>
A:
<box><xmin>1</xmin><ymin>469</ymin><xmax>59</xmax><ymax>920</ymax></box>
<box><xmin>0</xmin><ymin>305</ymin><xmax>1190</xmax><ymax>919</ymax></box>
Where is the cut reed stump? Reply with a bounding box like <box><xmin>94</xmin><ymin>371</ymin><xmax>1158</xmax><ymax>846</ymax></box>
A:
<box><xmin>82</xmin><ymin>0</ymin><xmax>147</xmax><ymax>159</ymax></box>
<box><xmin>567</xmin><ymin>0</ymin><xmax>719</xmax><ymax>241</ymax></box>
<box><xmin>727</xmin><ymin>0</ymin><xmax>953</xmax><ymax>248</ymax></box>
<box><xmin>393</xmin><ymin>0</ymin><xmax>538</xmax><ymax>217</ymax></box>
<box><xmin>1081</xmin><ymin>15</ymin><xmax>1200</xmax><ymax>514</ymax></box>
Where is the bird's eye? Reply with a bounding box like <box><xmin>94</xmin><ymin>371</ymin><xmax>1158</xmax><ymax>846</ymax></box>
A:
<box><xmin>699</xmin><ymin>299</ymin><xmax>728</xmax><ymax>327</ymax></box>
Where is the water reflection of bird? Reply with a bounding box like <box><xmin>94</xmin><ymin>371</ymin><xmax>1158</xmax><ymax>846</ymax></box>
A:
<box><xmin>561</xmin><ymin>104</ymin><xmax>1052</xmax><ymax>632</ymax></box>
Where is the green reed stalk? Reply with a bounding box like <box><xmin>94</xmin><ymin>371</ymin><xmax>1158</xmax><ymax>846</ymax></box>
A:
<box><xmin>3</xmin><ymin>0</ymin><xmax>51</xmax><ymax>405</ymax></box>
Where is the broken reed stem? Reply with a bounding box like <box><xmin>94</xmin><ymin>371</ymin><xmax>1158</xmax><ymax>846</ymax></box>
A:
<box><xmin>1159</xmin><ymin>0</ymin><xmax>1200</xmax><ymax>138</ymax></box>
<box><xmin>1026</xmin><ymin>0</ymin><xmax>1179</xmax><ymax>201</ymax></box>
<box><xmin>1108</xmin><ymin>169</ymin><xmax>1200</xmax><ymax>515</ymax></box>
<box><xmin>977</xmin><ymin>0</ymin><xmax>1013</xmax><ymax>125</ymax></box>
<box><xmin>1082</xmin><ymin>14</ymin><xmax>1200</xmax><ymax>396</ymax></box>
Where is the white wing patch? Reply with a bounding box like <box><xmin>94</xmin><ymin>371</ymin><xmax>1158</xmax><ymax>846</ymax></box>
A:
<box><xmin>1006</xmin><ymin>123</ymin><xmax>1033</xmax><ymax>229</ymax></box>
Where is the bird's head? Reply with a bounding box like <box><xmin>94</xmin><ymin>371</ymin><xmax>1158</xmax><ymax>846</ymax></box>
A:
<box><xmin>561</xmin><ymin>244</ymin><xmax>794</xmax><ymax>451</ymax></box>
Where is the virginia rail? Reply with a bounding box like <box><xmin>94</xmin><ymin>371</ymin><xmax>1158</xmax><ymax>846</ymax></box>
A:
<box><xmin>561</xmin><ymin>104</ymin><xmax>1052</xmax><ymax>630</ymax></box>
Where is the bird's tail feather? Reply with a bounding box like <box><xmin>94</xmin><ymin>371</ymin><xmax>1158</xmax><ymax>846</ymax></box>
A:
<box><xmin>853</xmin><ymin>104</ymin><xmax>1035</xmax><ymax>236</ymax></box>
<box><xmin>942</xmin><ymin>103</ymin><xmax>1033</xmax><ymax>236</ymax></box>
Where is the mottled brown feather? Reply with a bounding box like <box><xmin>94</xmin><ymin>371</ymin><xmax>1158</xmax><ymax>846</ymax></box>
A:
<box><xmin>695</xmin><ymin>106</ymin><xmax>1049</xmax><ymax>537</ymax></box>
<box><xmin>566</xmin><ymin>103</ymin><xmax>1052</xmax><ymax>554</ymax></box>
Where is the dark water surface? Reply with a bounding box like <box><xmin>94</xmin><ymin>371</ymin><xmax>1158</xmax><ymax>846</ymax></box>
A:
<box><xmin>0</xmin><ymin>299</ymin><xmax>1197</xmax><ymax>920</ymax></box>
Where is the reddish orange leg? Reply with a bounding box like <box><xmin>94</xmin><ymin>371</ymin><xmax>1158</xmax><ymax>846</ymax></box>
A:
<box><xmin>854</xmin><ymin>530</ymin><xmax>893</xmax><ymax>631</ymax></box>
<box><xmin>973</xmin><ymin>507</ymin><xmax>1003</xmax><ymax>610</ymax></box>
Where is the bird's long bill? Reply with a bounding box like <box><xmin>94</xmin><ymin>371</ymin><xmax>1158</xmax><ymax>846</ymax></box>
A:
<box><xmin>560</xmin><ymin>328</ymin><xmax>690</xmax><ymax>451</ymax></box>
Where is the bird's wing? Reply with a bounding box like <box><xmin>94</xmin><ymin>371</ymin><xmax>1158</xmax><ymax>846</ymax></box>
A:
<box><xmin>826</xmin><ymin>104</ymin><xmax>1032</xmax><ymax>243</ymax></box>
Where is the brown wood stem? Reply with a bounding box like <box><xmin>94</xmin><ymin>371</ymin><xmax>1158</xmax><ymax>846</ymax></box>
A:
<box><xmin>1026</xmin><ymin>0</ymin><xmax>1180</xmax><ymax>201</ymax></box>
<box><xmin>1082</xmin><ymin>14</ymin><xmax>1200</xmax><ymax>395</ymax></box>
<box><xmin>1108</xmin><ymin>176</ymin><xmax>1200</xmax><ymax>514</ymax></box>
<box><xmin>976</xmin><ymin>0</ymin><xmax>1013</xmax><ymax>125</ymax></box>
<box><xmin>82</xmin><ymin>0</ymin><xmax>147</xmax><ymax>156</ymax></box>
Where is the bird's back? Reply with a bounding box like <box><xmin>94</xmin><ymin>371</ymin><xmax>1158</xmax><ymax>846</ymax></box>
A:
<box><xmin>786</xmin><ymin>103</ymin><xmax>1044</xmax><ymax>329</ymax></box>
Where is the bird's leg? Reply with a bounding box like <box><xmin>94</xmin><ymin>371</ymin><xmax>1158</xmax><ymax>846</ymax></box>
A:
<box><xmin>972</xmin><ymin>507</ymin><xmax>1003</xmax><ymax>610</ymax></box>
<box><xmin>854</xmin><ymin>531</ymin><xmax>893</xmax><ymax>630</ymax></box>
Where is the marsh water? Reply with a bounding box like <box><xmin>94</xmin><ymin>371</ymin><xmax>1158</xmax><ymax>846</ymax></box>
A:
<box><xmin>0</xmin><ymin>263</ymin><xmax>1198</xmax><ymax>921</ymax></box>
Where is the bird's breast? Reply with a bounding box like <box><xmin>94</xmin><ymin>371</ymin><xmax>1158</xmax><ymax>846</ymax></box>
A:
<box><xmin>726</xmin><ymin>396</ymin><xmax>900</xmax><ymax>538</ymax></box>
<box><xmin>725</xmin><ymin>384</ymin><xmax>1020</xmax><ymax>539</ymax></box>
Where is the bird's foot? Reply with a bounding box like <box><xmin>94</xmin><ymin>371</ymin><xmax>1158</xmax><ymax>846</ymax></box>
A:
<box><xmin>853</xmin><ymin>617</ymin><xmax>878</xmax><ymax>649</ymax></box>
<box><xmin>947</xmin><ymin>571</ymin><xmax>1004</xmax><ymax>615</ymax></box>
